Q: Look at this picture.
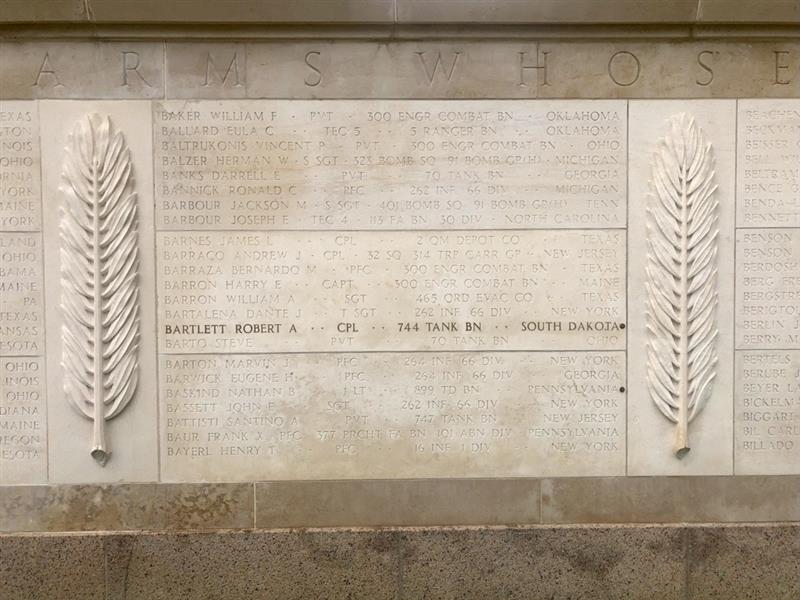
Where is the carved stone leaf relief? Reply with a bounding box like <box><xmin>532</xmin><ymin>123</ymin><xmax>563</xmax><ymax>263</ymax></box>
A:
<box><xmin>645</xmin><ymin>113</ymin><xmax>719</xmax><ymax>458</ymax></box>
<box><xmin>60</xmin><ymin>113</ymin><xmax>140</xmax><ymax>466</ymax></box>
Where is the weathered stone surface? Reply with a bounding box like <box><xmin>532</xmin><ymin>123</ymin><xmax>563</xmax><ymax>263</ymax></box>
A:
<box><xmin>541</xmin><ymin>476</ymin><xmax>800</xmax><ymax>523</ymax></box>
<box><xmin>397</xmin><ymin>0</ymin><xmax>700</xmax><ymax>24</ymax></box>
<box><xmin>627</xmin><ymin>100</ymin><xmax>736</xmax><ymax>476</ymax></box>
<box><xmin>0</xmin><ymin>42</ymin><xmax>164</xmax><ymax>99</ymax></box>
<box><xmin>114</xmin><ymin>531</ymin><xmax>400</xmax><ymax>600</ymax></box>
<box><xmin>400</xmin><ymin>526</ymin><xmax>686</xmax><ymax>599</ymax></box>
<box><xmin>0</xmin><ymin>483</ymin><xmax>254</xmax><ymax>532</ymax></box>
<box><xmin>38</xmin><ymin>101</ymin><xmax>159</xmax><ymax>483</ymax></box>
<box><xmin>0</xmin><ymin>101</ymin><xmax>41</xmax><ymax>231</ymax></box>
<box><xmin>256</xmin><ymin>479</ymin><xmax>540</xmax><ymax>527</ymax></box>
<box><xmin>166</xmin><ymin>43</ymin><xmax>247</xmax><ymax>99</ymax></box>
<box><xmin>0</xmin><ymin>534</ymin><xmax>106</xmax><ymax>600</ymax></box>
<box><xmin>687</xmin><ymin>526</ymin><xmax>800</xmax><ymax>599</ymax></box>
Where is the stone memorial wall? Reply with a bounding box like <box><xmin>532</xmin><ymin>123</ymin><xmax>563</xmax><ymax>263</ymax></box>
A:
<box><xmin>2</xmin><ymin>4</ymin><xmax>800</xmax><ymax>596</ymax></box>
<box><xmin>2</xmin><ymin>42</ymin><xmax>800</xmax><ymax>489</ymax></box>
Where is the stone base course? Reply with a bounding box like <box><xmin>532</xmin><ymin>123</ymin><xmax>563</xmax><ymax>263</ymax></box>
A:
<box><xmin>1</xmin><ymin>525</ymin><xmax>798</xmax><ymax>599</ymax></box>
<box><xmin>1</xmin><ymin>477</ymin><xmax>799</xmax><ymax>533</ymax></box>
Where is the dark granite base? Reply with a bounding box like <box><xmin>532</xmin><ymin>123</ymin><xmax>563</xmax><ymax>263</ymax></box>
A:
<box><xmin>1</xmin><ymin>525</ymin><xmax>798</xmax><ymax>599</ymax></box>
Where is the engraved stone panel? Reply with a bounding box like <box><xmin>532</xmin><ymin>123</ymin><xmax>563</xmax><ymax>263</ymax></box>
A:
<box><xmin>245</xmin><ymin>42</ymin><xmax>543</xmax><ymax>99</ymax></box>
<box><xmin>735</xmin><ymin>229</ymin><xmax>800</xmax><ymax>350</ymax></box>
<box><xmin>160</xmin><ymin>351</ymin><xmax>625</xmax><ymax>481</ymax></box>
<box><xmin>154</xmin><ymin>100</ymin><xmax>626</xmax><ymax>230</ymax></box>
<box><xmin>0</xmin><ymin>101</ymin><xmax>40</xmax><ymax>231</ymax></box>
<box><xmin>0</xmin><ymin>356</ymin><xmax>47</xmax><ymax>483</ymax></box>
<box><xmin>0</xmin><ymin>233</ymin><xmax>44</xmax><ymax>357</ymax></box>
<box><xmin>0</xmin><ymin>42</ymin><xmax>165</xmax><ymax>100</ymax></box>
<box><xmin>627</xmin><ymin>100</ymin><xmax>736</xmax><ymax>476</ymax></box>
<box><xmin>735</xmin><ymin>350</ymin><xmax>800</xmax><ymax>475</ymax></box>
<box><xmin>737</xmin><ymin>99</ymin><xmax>800</xmax><ymax>228</ymax></box>
<box><xmin>157</xmin><ymin>230</ymin><xmax>626</xmax><ymax>354</ymax></box>
<box><xmin>39</xmin><ymin>101</ymin><xmax>158</xmax><ymax>484</ymax></box>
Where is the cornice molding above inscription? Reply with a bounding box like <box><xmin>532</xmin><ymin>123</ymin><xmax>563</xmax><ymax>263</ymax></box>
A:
<box><xmin>1</xmin><ymin>0</ymin><xmax>798</xmax><ymax>26</ymax></box>
<box><xmin>2</xmin><ymin>41</ymin><xmax>800</xmax><ymax>100</ymax></box>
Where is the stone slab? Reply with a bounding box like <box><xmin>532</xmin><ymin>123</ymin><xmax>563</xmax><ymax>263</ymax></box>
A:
<box><xmin>0</xmin><ymin>0</ymin><xmax>798</xmax><ymax>26</ymax></box>
<box><xmin>112</xmin><ymin>530</ymin><xmax>400</xmax><ymax>600</ymax></box>
<box><xmin>737</xmin><ymin>99</ymin><xmax>800</xmax><ymax>228</ymax></box>
<box><xmin>400</xmin><ymin>526</ymin><xmax>686</xmax><ymax>600</ymax></box>
<box><xmin>3</xmin><ymin>42</ymin><xmax>800</xmax><ymax>99</ymax></box>
<box><xmin>255</xmin><ymin>479</ymin><xmax>540</xmax><ymax>527</ymax></box>
<box><xmin>0</xmin><ymin>483</ymin><xmax>254</xmax><ymax>532</ymax></box>
<box><xmin>396</xmin><ymin>0</ymin><xmax>700</xmax><ymax>24</ymax></box>
<box><xmin>0</xmin><ymin>534</ymin><xmax>107</xmax><ymax>600</ymax></box>
<box><xmin>166</xmin><ymin>43</ymin><xmax>248</xmax><ymax>99</ymax></box>
<box><xmin>86</xmin><ymin>0</ymin><xmax>396</xmax><ymax>24</ymax></box>
<box><xmin>0</xmin><ymin>101</ymin><xmax>41</xmax><ymax>231</ymax></box>
<box><xmin>541</xmin><ymin>476</ymin><xmax>800</xmax><ymax>524</ymax></box>
<box><xmin>0</xmin><ymin>42</ymin><xmax>164</xmax><ymax>100</ymax></box>
<box><xmin>39</xmin><ymin>101</ymin><xmax>159</xmax><ymax>484</ymax></box>
<box><xmin>687</xmin><ymin>526</ymin><xmax>800</xmax><ymax>599</ymax></box>
<box><xmin>735</xmin><ymin>231</ymin><xmax>800</xmax><ymax>350</ymax></box>
<box><xmin>0</xmin><ymin>357</ymin><xmax>47</xmax><ymax>484</ymax></box>
<box><xmin>0</xmin><ymin>234</ymin><xmax>43</xmax><ymax>357</ymax></box>
<box><xmin>154</xmin><ymin>99</ymin><xmax>625</xmax><ymax>226</ymax></box>
<box><xmin>160</xmin><ymin>351</ymin><xmax>625</xmax><ymax>481</ymax></box>
<box><xmin>735</xmin><ymin>351</ymin><xmax>800</xmax><ymax>474</ymax></box>
<box><xmin>2</xmin><ymin>526</ymin><xmax>799</xmax><ymax>600</ymax></box>
<box><xmin>627</xmin><ymin>100</ymin><xmax>736</xmax><ymax>476</ymax></box>
<box><xmin>538</xmin><ymin>42</ymin><xmax>800</xmax><ymax>98</ymax></box>
<box><xmin>2</xmin><ymin>477</ymin><xmax>800</xmax><ymax>532</ymax></box>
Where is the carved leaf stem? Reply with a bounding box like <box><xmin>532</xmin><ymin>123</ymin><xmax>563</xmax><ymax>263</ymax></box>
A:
<box><xmin>645</xmin><ymin>114</ymin><xmax>719</xmax><ymax>458</ymax></box>
<box><xmin>60</xmin><ymin>113</ymin><xmax>140</xmax><ymax>466</ymax></box>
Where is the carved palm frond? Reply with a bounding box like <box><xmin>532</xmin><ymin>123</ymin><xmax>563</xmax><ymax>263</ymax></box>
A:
<box><xmin>645</xmin><ymin>113</ymin><xmax>719</xmax><ymax>458</ymax></box>
<box><xmin>60</xmin><ymin>113</ymin><xmax>140</xmax><ymax>466</ymax></box>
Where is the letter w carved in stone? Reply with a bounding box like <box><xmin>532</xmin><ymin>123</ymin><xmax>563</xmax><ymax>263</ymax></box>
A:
<box><xmin>416</xmin><ymin>51</ymin><xmax>461</xmax><ymax>85</ymax></box>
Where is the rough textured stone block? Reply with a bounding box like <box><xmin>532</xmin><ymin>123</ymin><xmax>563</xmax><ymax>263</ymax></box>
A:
<box><xmin>687</xmin><ymin>526</ymin><xmax>800</xmax><ymax>599</ymax></box>
<box><xmin>400</xmin><ymin>526</ymin><xmax>687</xmax><ymax>599</ymax></box>
<box><xmin>111</xmin><ymin>531</ymin><xmax>400</xmax><ymax>600</ymax></box>
<box><xmin>0</xmin><ymin>534</ymin><xmax>106</xmax><ymax>600</ymax></box>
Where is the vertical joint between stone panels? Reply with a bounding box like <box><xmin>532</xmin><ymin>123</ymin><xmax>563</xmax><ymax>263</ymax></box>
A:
<box><xmin>396</xmin><ymin>531</ymin><xmax>405</xmax><ymax>600</ymax></box>
<box><xmin>625</xmin><ymin>99</ymin><xmax>630</xmax><ymax>477</ymax></box>
<box><xmin>732</xmin><ymin>98</ymin><xmax>738</xmax><ymax>475</ymax></box>
<box><xmin>538</xmin><ymin>479</ymin><xmax>544</xmax><ymax>523</ymax></box>
<box><xmin>35</xmin><ymin>98</ymin><xmax>51</xmax><ymax>485</ymax></box>
<box><xmin>162</xmin><ymin>41</ymin><xmax>167</xmax><ymax>99</ymax></box>
<box><xmin>150</xmin><ymin>98</ymin><xmax>162</xmax><ymax>484</ymax></box>
<box><xmin>683</xmin><ymin>526</ymin><xmax>690</xmax><ymax>600</ymax></box>
<box><xmin>252</xmin><ymin>483</ymin><xmax>257</xmax><ymax>530</ymax></box>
